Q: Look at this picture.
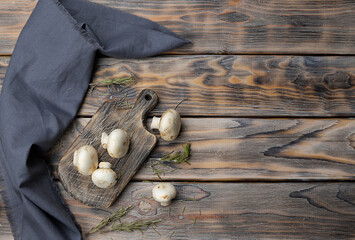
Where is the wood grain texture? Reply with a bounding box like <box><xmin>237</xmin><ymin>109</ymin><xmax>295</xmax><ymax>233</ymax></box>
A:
<box><xmin>0</xmin><ymin>57</ymin><xmax>8</xmax><ymax>93</ymax></box>
<box><xmin>58</xmin><ymin>89</ymin><xmax>158</xmax><ymax>207</ymax></box>
<box><xmin>0</xmin><ymin>196</ymin><xmax>12</xmax><ymax>240</ymax></box>
<box><xmin>1</xmin><ymin>181</ymin><xmax>355</xmax><ymax>240</ymax></box>
<box><xmin>2</xmin><ymin>55</ymin><xmax>355</xmax><ymax>117</ymax></box>
<box><xmin>47</xmin><ymin>117</ymin><xmax>355</xmax><ymax>181</ymax></box>
<box><xmin>0</xmin><ymin>0</ymin><xmax>36</xmax><ymax>56</ymax></box>
<box><xmin>2</xmin><ymin>0</ymin><xmax>355</xmax><ymax>55</ymax></box>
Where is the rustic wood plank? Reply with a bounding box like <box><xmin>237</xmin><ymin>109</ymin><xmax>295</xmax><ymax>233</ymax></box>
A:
<box><xmin>0</xmin><ymin>175</ymin><xmax>13</xmax><ymax>240</ymax></box>
<box><xmin>58</xmin><ymin>89</ymin><xmax>159</xmax><ymax>208</ymax></box>
<box><xmin>2</xmin><ymin>55</ymin><xmax>355</xmax><ymax>117</ymax></box>
<box><xmin>0</xmin><ymin>199</ymin><xmax>12</xmax><ymax>240</ymax></box>
<box><xmin>0</xmin><ymin>0</ymin><xmax>36</xmax><ymax>56</ymax></box>
<box><xmin>2</xmin><ymin>0</ymin><xmax>355</xmax><ymax>55</ymax></box>
<box><xmin>46</xmin><ymin>117</ymin><xmax>355</xmax><ymax>181</ymax></box>
<box><xmin>1</xmin><ymin>181</ymin><xmax>355</xmax><ymax>239</ymax></box>
<box><xmin>0</xmin><ymin>57</ymin><xmax>8</xmax><ymax>93</ymax></box>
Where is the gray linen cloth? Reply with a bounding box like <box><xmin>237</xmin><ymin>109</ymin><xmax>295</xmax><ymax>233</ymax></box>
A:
<box><xmin>0</xmin><ymin>0</ymin><xmax>189</xmax><ymax>239</ymax></box>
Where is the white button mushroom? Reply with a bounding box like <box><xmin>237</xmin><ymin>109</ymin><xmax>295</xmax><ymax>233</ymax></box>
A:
<box><xmin>152</xmin><ymin>183</ymin><xmax>177</xmax><ymax>206</ymax></box>
<box><xmin>91</xmin><ymin>162</ymin><xmax>118</xmax><ymax>188</ymax></box>
<box><xmin>150</xmin><ymin>109</ymin><xmax>181</xmax><ymax>141</ymax></box>
<box><xmin>101</xmin><ymin>129</ymin><xmax>129</xmax><ymax>158</ymax></box>
<box><xmin>73</xmin><ymin>145</ymin><xmax>99</xmax><ymax>175</ymax></box>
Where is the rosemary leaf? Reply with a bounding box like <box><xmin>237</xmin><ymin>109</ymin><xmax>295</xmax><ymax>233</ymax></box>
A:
<box><xmin>169</xmin><ymin>231</ymin><xmax>175</xmax><ymax>239</ymax></box>
<box><xmin>152</xmin><ymin>226</ymin><xmax>161</xmax><ymax>236</ymax></box>
<box><xmin>180</xmin><ymin>198</ymin><xmax>197</xmax><ymax>202</ymax></box>
<box><xmin>181</xmin><ymin>206</ymin><xmax>186</xmax><ymax>215</ymax></box>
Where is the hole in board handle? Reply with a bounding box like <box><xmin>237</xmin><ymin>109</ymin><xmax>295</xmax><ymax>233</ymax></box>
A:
<box><xmin>145</xmin><ymin>94</ymin><xmax>152</xmax><ymax>101</ymax></box>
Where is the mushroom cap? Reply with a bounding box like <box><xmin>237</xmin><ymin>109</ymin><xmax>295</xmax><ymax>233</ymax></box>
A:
<box><xmin>159</xmin><ymin>109</ymin><xmax>181</xmax><ymax>141</ymax></box>
<box><xmin>107</xmin><ymin>129</ymin><xmax>130</xmax><ymax>158</ymax></box>
<box><xmin>91</xmin><ymin>168</ymin><xmax>118</xmax><ymax>188</ymax></box>
<box><xmin>73</xmin><ymin>145</ymin><xmax>98</xmax><ymax>176</ymax></box>
<box><xmin>152</xmin><ymin>183</ymin><xmax>177</xmax><ymax>206</ymax></box>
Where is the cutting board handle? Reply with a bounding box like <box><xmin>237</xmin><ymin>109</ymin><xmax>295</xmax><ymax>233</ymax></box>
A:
<box><xmin>133</xmin><ymin>89</ymin><xmax>159</xmax><ymax>118</ymax></box>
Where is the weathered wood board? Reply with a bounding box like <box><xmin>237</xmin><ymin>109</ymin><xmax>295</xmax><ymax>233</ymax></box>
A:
<box><xmin>1</xmin><ymin>181</ymin><xmax>355</xmax><ymax>240</ymax></box>
<box><xmin>2</xmin><ymin>55</ymin><xmax>355</xmax><ymax>117</ymax></box>
<box><xmin>2</xmin><ymin>1</ymin><xmax>355</xmax><ymax>239</ymax></box>
<box><xmin>48</xmin><ymin>117</ymin><xmax>355</xmax><ymax>181</ymax></box>
<box><xmin>0</xmin><ymin>57</ymin><xmax>8</xmax><ymax>93</ymax></box>
<box><xmin>58</xmin><ymin>89</ymin><xmax>158</xmax><ymax>208</ymax></box>
<box><xmin>2</xmin><ymin>0</ymin><xmax>355</xmax><ymax>55</ymax></box>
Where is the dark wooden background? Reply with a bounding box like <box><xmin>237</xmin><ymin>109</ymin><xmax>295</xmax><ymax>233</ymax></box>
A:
<box><xmin>0</xmin><ymin>0</ymin><xmax>354</xmax><ymax>239</ymax></box>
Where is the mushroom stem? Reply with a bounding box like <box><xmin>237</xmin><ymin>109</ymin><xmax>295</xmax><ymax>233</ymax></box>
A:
<box><xmin>150</xmin><ymin>117</ymin><xmax>161</xmax><ymax>130</ymax></box>
<box><xmin>99</xmin><ymin>162</ymin><xmax>112</xmax><ymax>169</ymax></box>
<box><xmin>160</xmin><ymin>201</ymin><xmax>172</xmax><ymax>207</ymax></box>
<box><xmin>73</xmin><ymin>150</ymin><xmax>79</xmax><ymax>166</ymax></box>
<box><xmin>101</xmin><ymin>132</ymin><xmax>109</xmax><ymax>149</ymax></box>
<box><xmin>174</xmin><ymin>98</ymin><xmax>187</xmax><ymax>110</ymax></box>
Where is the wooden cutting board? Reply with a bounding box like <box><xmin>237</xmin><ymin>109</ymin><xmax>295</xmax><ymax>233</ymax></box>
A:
<box><xmin>58</xmin><ymin>89</ymin><xmax>158</xmax><ymax>208</ymax></box>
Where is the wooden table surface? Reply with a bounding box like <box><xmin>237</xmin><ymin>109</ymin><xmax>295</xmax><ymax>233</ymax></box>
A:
<box><xmin>1</xmin><ymin>0</ymin><xmax>355</xmax><ymax>239</ymax></box>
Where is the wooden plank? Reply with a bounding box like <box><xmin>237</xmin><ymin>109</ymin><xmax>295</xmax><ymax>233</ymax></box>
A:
<box><xmin>0</xmin><ymin>57</ymin><xmax>8</xmax><ymax>93</ymax></box>
<box><xmin>1</xmin><ymin>181</ymin><xmax>355</xmax><ymax>239</ymax></box>
<box><xmin>45</xmin><ymin>117</ymin><xmax>355</xmax><ymax>181</ymax></box>
<box><xmin>1</xmin><ymin>55</ymin><xmax>355</xmax><ymax>117</ymax></box>
<box><xmin>2</xmin><ymin>0</ymin><xmax>355</xmax><ymax>55</ymax></box>
<box><xmin>0</xmin><ymin>0</ymin><xmax>36</xmax><ymax>56</ymax></box>
<box><xmin>0</xmin><ymin>196</ymin><xmax>12</xmax><ymax>240</ymax></box>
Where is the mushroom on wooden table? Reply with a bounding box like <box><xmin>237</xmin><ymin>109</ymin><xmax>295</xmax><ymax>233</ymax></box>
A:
<box><xmin>152</xmin><ymin>183</ymin><xmax>177</xmax><ymax>206</ymax></box>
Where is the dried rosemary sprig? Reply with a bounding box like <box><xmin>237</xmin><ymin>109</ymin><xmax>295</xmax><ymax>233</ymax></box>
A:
<box><xmin>150</xmin><ymin>143</ymin><xmax>191</xmax><ymax>179</ymax></box>
<box><xmin>89</xmin><ymin>75</ymin><xmax>134</xmax><ymax>93</ymax></box>
<box><xmin>89</xmin><ymin>205</ymin><xmax>162</xmax><ymax>235</ymax></box>
<box><xmin>161</xmin><ymin>143</ymin><xmax>191</xmax><ymax>164</ymax></box>
<box><xmin>108</xmin><ymin>219</ymin><xmax>162</xmax><ymax>233</ymax></box>
<box><xmin>89</xmin><ymin>205</ymin><xmax>133</xmax><ymax>234</ymax></box>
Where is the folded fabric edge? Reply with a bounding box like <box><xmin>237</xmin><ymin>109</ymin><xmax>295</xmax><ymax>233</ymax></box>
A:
<box><xmin>52</xmin><ymin>0</ymin><xmax>102</xmax><ymax>49</ymax></box>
